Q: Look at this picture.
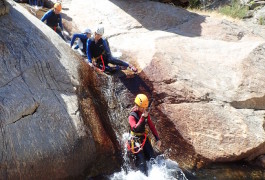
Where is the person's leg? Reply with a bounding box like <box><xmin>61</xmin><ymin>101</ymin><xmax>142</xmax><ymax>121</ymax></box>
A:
<box><xmin>108</xmin><ymin>56</ymin><xmax>129</xmax><ymax>67</ymax></box>
<box><xmin>56</xmin><ymin>28</ymin><xmax>65</xmax><ymax>40</ymax></box>
<box><xmin>81</xmin><ymin>48</ymin><xmax>86</xmax><ymax>54</ymax></box>
<box><xmin>108</xmin><ymin>56</ymin><xmax>138</xmax><ymax>72</ymax></box>
<box><xmin>135</xmin><ymin>152</ymin><xmax>148</xmax><ymax>176</ymax></box>
<box><xmin>143</xmin><ymin>138</ymin><xmax>155</xmax><ymax>161</ymax></box>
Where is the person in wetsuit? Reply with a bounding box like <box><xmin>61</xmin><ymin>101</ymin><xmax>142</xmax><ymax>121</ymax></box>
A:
<box><xmin>41</xmin><ymin>3</ymin><xmax>64</xmax><ymax>40</ymax></box>
<box><xmin>70</xmin><ymin>28</ymin><xmax>92</xmax><ymax>56</ymax></box>
<box><xmin>86</xmin><ymin>26</ymin><xmax>137</xmax><ymax>72</ymax></box>
<box><xmin>128</xmin><ymin>94</ymin><xmax>161</xmax><ymax>175</ymax></box>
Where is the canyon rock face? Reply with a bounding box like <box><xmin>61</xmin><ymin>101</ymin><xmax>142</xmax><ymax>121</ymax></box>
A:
<box><xmin>66</xmin><ymin>0</ymin><xmax>265</xmax><ymax>169</ymax></box>
<box><xmin>1</xmin><ymin>0</ymin><xmax>265</xmax><ymax>178</ymax></box>
<box><xmin>0</xmin><ymin>0</ymin><xmax>119</xmax><ymax>179</ymax></box>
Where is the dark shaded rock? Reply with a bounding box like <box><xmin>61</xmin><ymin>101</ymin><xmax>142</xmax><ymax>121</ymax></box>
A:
<box><xmin>0</xmin><ymin>1</ymin><xmax>120</xmax><ymax>179</ymax></box>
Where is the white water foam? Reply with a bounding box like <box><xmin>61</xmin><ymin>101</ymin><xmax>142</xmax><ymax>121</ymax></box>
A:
<box><xmin>109</xmin><ymin>133</ymin><xmax>188</xmax><ymax>180</ymax></box>
<box><xmin>110</xmin><ymin>156</ymin><xmax>188</xmax><ymax>180</ymax></box>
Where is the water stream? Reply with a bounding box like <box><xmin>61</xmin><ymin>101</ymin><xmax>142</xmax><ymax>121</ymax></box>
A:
<box><xmin>108</xmin><ymin>133</ymin><xmax>188</xmax><ymax>180</ymax></box>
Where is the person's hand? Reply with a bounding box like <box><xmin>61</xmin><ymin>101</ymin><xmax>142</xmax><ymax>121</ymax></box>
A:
<box><xmin>156</xmin><ymin>140</ymin><xmax>161</xmax><ymax>149</ymax></box>
<box><xmin>63</xmin><ymin>30</ymin><xmax>69</xmax><ymax>36</ymax></box>
<box><xmin>88</xmin><ymin>62</ymin><xmax>94</xmax><ymax>68</ymax></box>
<box><xmin>141</xmin><ymin>109</ymin><xmax>148</xmax><ymax>118</ymax></box>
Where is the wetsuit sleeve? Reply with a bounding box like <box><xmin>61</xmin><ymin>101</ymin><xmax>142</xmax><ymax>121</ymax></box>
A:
<box><xmin>58</xmin><ymin>14</ymin><xmax>63</xmax><ymax>30</ymax></box>
<box><xmin>41</xmin><ymin>10</ymin><xmax>52</xmax><ymax>22</ymax></box>
<box><xmin>70</xmin><ymin>33</ymin><xmax>84</xmax><ymax>47</ymax></box>
<box><xmin>70</xmin><ymin>34</ymin><xmax>78</xmax><ymax>47</ymax></box>
<box><xmin>129</xmin><ymin>115</ymin><xmax>145</xmax><ymax>133</ymax></box>
<box><xmin>147</xmin><ymin>116</ymin><xmax>159</xmax><ymax>141</ymax></box>
<box><xmin>103</xmin><ymin>39</ymin><xmax>111</xmax><ymax>56</ymax></box>
<box><xmin>86</xmin><ymin>39</ymin><xmax>92</xmax><ymax>63</ymax></box>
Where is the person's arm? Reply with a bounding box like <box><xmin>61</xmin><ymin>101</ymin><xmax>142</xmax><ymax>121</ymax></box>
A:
<box><xmin>129</xmin><ymin>114</ymin><xmax>146</xmax><ymax>133</ymax></box>
<box><xmin>58</xmin><ymin>14</ymin><xmax>63</xmax><ymax>31</ymax></box>
<box><xmin>70</xmin><ymin>33</ymin><xmax>85</xmax><ymax>47</ymax></box>
<box><xmin>147</xmin><ymin>116</ymin><xmax>159</xmax><ymax>141</ymax></box>
<box><xmin>41</xmin><ymin>9</ymin><xmax>52</xmax><ymax>22</ymax></box>
<box><xmin>86</xmin><ymin>39</ymin><xmax>92</xmax><ymax>63</ymax></box>
<box><xmin>103</xmin><ymin>39</ymin><xmax>111</xmax><ymax>56</ymax></box>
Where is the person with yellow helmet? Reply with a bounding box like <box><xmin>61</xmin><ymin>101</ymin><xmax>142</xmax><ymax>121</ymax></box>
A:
<box><xmin>41</xmin><ymin>3</ymin><xmax>64</xmax><ymax>39</ymax></box>
<box><xmin>128</xmin><ymin>94</ymin><xmax>161</xmax><ymax>175</ymax></box>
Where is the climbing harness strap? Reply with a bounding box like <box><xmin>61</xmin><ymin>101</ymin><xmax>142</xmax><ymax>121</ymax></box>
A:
<box><xmin>130</xmin><ymin>128</ymin><xmax>149</xmax><ymax>136</ymax></box>
<box><xmin>127</xmin><ymin>133</ymin><xmax>147</xmax><ymax>154</ymax></box>
<box><xmin>99</xmin><ymin>55</ymin><xmax>105</xmax><ymax>72</ymax></box>
<box><xmin>127</xmin><ymin>128</ymin><xmax>149</xmax><ymax>154</ymax></box>
<box><xmin>92</xmin><ymin>54</ymin><xmax>106</xmax><ymax>72</ymax></box>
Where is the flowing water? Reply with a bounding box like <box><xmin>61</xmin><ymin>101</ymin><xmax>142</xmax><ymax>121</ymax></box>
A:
<box><xmin>108</xmin><ymin>133</ymin><xmax>188</xmax><ymax>180</ymax></box>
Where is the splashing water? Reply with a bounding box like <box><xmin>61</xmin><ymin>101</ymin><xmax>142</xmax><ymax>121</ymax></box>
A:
<box><xmin>109</xmin><ymin>133</ymin><xmax>188</xmax><ymax>180</ymax></box>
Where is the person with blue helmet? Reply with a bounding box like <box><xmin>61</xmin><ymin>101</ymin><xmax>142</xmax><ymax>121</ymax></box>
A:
<box><xmin>86</xmin><ymin>26</ymin><xmax>137</xmax><ymax>73</ymax></box>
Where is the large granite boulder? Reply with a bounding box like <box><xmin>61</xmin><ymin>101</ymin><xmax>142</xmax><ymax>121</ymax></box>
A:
<box><xmin>0</xmin><ymin>0</ymin><xmax>119</xmax><ymax>179</ymax></box>
<box><xmin>66</xmin><ymin>0</ymin><xmax>265</xmax><ymax>169</ymax></box>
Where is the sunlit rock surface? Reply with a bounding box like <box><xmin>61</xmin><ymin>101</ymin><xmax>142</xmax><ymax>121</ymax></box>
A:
<box><xmin>66</xmin><ymin>0</ymin><xmax>265</xmax><ymax>169</ymax></box>
<box><xmin>1</xmin><ymin>0</ymin><xmax>265</xmax><ymax>179</ymax></box>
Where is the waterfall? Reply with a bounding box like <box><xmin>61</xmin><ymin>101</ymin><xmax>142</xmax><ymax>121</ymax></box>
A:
<box><xmin>109</xmin><ymin>133</ymin><xmax>188</xmax><ymax>180</ymax></box>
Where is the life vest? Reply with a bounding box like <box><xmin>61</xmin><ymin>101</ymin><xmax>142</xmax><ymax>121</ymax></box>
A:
<box><xmin>46</xmin><ymin>10</ymin><xmax>61</xmax><ymax>30</ymax></box>
<box><xmin>127</xmin><ymin>111</ymin><xmax>148</xmax><ymax>154</ymax></box>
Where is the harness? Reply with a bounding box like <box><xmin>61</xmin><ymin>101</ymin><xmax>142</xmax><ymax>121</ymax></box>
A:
<box><xmin>92</xmin><ymin>55</ymin><xmax>106</xmax><ymax>72</ymax></box>
<box><xmin>127</xmin><ymin>111</ymin><xmax>148</xmax><ymax>154</ymax></box>
<box><xmin>90</xmin><ymin>39</ymin><xmax>108</xmax><ymax>72</ymax></box>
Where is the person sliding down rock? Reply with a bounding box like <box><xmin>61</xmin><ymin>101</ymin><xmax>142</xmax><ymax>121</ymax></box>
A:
<box><xmin>41</xmin><ymin>3</ymin><xmax>64</xmax><ymax>40</ymax></box>
<box><xmin>127</xmin><ymin>94</ymin><xmax>161</xmax><ymax>176</ymax></box>
<box><xmin>86</xmin><ymin>26</ymin><xmax>138</xmax><ymax>73</ymax></box>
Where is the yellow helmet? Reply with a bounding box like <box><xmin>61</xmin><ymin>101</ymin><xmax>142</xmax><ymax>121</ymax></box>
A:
<box><xmin>54</xmin><ymin>3</ymin><xmax>62</xmax><ymax>12</ymax></box>
<box><xmin>135</xmin><ymin>94</ymin><xmax>149</xmax><ymax>108</ymax></box>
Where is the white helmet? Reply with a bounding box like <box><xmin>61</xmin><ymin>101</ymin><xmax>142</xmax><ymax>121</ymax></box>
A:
<box><xmin>95</xmin><ymin>26</ymin><xmax>104</xmax><ymax>36</ymax></box>
<box><xmin>83</xmin><ymin>28</ymin><xmax>91</xmax><ymax>34</ymax></box>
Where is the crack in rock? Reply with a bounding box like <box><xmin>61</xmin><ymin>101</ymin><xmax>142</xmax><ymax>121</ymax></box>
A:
<box><xmin>8</xmin><ymin>102</ymin><xmax>39</xmax><ymax>125</ymax></box>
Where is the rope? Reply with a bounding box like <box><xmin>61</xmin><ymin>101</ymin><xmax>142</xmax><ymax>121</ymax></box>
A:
<box><xmin>99</xmin><ymin>55</ymin><xmax>105</xmax><ymax>72</ymax></box>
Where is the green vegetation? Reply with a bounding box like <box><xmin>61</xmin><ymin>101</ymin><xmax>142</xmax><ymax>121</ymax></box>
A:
<box><xmin>189</xmin><ymin>0</ymin><xmax>201</xmax><ymax>9</ymax></box>
<box><xmin>218</xmin><ymin>0</ymin><xmax>249</xmax><ymax>19</ymax></box>
<box><xmin>259</xmin><ymin>16</ymin><xmax>265</xmax><ymax>25</ymax></box>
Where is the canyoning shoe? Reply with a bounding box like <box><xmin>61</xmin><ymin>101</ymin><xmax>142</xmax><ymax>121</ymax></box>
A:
<box><xmin>129</xmin><ymin>65</ymin><xmax>137</xmax><ymax>73</ymax></box>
